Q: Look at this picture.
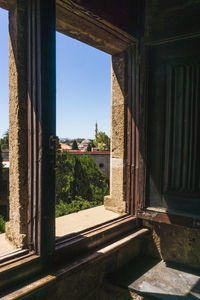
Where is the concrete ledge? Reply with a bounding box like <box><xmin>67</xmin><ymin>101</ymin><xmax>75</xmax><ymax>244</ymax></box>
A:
<box><xmin>56</xmin><ymin>205</ymin><xmax>120</xmax><ymax>237</ymax></box>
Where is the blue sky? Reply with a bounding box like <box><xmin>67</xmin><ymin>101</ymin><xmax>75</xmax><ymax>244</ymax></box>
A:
<box><xmin>0</xmin><ymin>8</ymin><xmax>9</xmax><ymax>139</ymax></box>
<box><xmin>0</xmin><ymin>8</ymin><xmax>111</xmax><ymax>140</ymax></box>
<box><xmin>56</xmin><ymin>32</ymin><xmax>111</xmax><ymax>139</ymax></box>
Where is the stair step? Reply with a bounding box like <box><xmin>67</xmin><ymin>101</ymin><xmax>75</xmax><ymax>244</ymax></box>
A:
<box><xmin>107</xmin><ymin>255</ymin><xmax>200</xmax><ymax>299</ymax></box>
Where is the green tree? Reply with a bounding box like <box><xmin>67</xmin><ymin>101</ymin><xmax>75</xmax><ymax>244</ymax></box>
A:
<box><xmin>0</xmin><ymin>147</ymin><xmax>5</xmax><ymax>233</ymax></box>
<box><xmin>87</xmin><ymin>144</ymin><xmax>91</xmax><ymax>151</ymax></box>
<box><xmin>56</xmin><ymin>137</ymin><xmax>61</xmax><ymax>151</ymax></box>
<box><xmin>72</xmin><ymin>140</ymin><xmax>78</xmax><ymax>150</ymax></box>
<box><xmin>80</xmin><ymin>155</ymin><xmax>109</xmax><ymax>199</ymax></box>
<box><xmin>55</xmin><ymin>153</ymin><xmax>109</xmax><ymax>216</ymax></box>
<box><xmin>94</xmin><ymin>131</ymin><xmax>110</xmax><ymax>151</ymax></box>
<box><xmin>0</xmin><ymin>130</ymin><xmax>9</xmax><ymax>150</ymax></box>
<box><xmin>73</xmin><ymin>157</ymin><xmax>92</xmax><ymax>201</ymax></box>
<box><xmin>56</xmin><ymin>151</ymin><xmax>74</xmax><ymax>204</ymax></box>
<box><xmin>0</xmin><ymin>214</ymin><xmax>5</xmax><ymax>233</ymax></box>
<box><xmin>0</xmin><ymin>146</ymin><xmax>3</xmax><ymax>187</ymax></box>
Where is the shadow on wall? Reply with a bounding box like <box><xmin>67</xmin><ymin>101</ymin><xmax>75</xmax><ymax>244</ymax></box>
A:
<box><xmin>143</xmin><ymin>220</ymin><xmax>200</xmax><ymax>270</ymax></box>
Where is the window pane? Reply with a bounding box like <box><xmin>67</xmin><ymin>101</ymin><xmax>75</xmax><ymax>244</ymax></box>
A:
<box><xmin>56</xmin><ymin>33</ymin><xmax>119</xmax><ymax>238</ymax></box>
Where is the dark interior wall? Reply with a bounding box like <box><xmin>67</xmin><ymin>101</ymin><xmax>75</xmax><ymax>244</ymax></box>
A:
<box><xmin>68</xmin><ymin>0</ymin><xmax>145</xmax><ymax>38</ymax></box>
<box><xmin>143</xmin><ymin>0</ymin><xmax>200</xmax><ymax>270</ymax></box>
<box><xmin>62</xmin><ymin>0</ymin><xmax>200</xmax><ymax>40</ymax></box>
<box><xmin>145</xmin><ymin>0</ymin><xmax>200</xmax><ymax>212</ymax></box>
<box><xmin>145</xmin><ymin>0</ymin><xmax>200</xmax><ymax>40</ymax></box>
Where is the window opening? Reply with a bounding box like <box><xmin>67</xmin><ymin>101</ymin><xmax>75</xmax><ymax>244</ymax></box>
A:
<box><xmin>55</xmin><ymin>32</ymin><xmax>119</xmax><ymax>238</ymax></box>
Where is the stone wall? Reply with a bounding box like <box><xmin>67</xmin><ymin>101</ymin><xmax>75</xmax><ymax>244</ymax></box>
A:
<box><xmin>90</xmin><ymin>153</ymin><xmax>110</xmax><ymax>179</ymax></box>
<box><xmin>104</xmin><ymin>52</ymin><xmax>128</xmax><ymax>214</ymax></box>
<box><xmin>5</xmin><ymin>4</ymin><xmax>28</xmax><ymax>248</ymax></box>
<box><xmin>143</xmin><ymin>220</ymin><xmax>200</xmax><ymax>270</ymax></box>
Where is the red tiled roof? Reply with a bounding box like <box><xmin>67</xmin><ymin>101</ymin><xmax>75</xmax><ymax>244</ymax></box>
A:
<box><xmin>68</xmin><ymin>150</ymin><xmax>110</xmax><ymax>155</ymax></box>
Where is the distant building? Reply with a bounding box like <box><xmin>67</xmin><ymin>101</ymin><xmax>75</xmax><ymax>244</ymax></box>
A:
<box><xmin>78</xmin><ymin>139</ymin><xmax>92</xmax><ymax>151</ymax></box>
<box><xmin>60</xmin><ymin>143</ymin><xmax>72</xmax><ymax>152</ymax></box>
<box><xmin>2</xmin><ymin>151</ymin><xmax>9</xmax><ymax>168</ymax></box>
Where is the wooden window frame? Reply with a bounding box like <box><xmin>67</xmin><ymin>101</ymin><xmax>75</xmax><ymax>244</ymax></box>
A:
<box><xmin>2</xmin><ymin>3</ymin><xmax>199</xmax><ymax>295</ymax></box>
<box><xmin>0</xmin><ymin>0</ymin><xmax>140</xmax><ymax>293</ymax></box>
<box><xmin>53</xmin><ymin>0</ymin><xmax>139</xmax><ymax>258</ymax></box>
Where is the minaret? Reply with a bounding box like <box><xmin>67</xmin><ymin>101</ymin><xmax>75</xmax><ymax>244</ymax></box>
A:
<box><xmin>95</xmin><ymin>121</ymin><xmax>98</xmax><ymax>138</ymax></box>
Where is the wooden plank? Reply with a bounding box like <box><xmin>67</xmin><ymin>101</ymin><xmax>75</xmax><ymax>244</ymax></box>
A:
<box><xmin>138</xmin><ymin>209</ymin><xmax>200</xmax><ymax>228</ymax></box>
<box><xmin>56</xmin><ymin>0</ymin><xmax>136</xmax><ymax>55</ymax></box>
<box><xmin>0</xmin><ymin>0</ymin><xmax>14</xmax><ymax>10</ymax></box>
<box><xmin>0</xmin><ymin>255</ymin><xmax>41</xmax><ymax>293</ymax></box>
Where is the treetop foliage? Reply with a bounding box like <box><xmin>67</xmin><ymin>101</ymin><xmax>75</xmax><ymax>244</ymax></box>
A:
<box><xmin>72</xmin><ymin>140</ymin><xmax>78</xmax><ymax>150</ymax></box>
<box><xmin>94</xmin><ymin>131</ymin><xmax>110</xmax><ymax>151</ymax></box>
<box><xmin>0</xmin><ymin>130</ymin><xmax>9</xmax><ymax>150</ymax></box>
<box><xmin>0</xmin><ymin>146</ymin><xmax>3</xmax><ymax>185</ymax></box>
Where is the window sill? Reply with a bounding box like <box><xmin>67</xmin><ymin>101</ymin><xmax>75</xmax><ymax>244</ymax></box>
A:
<box><xmin>137</xmin><ymin>208</ymin><xmax>200</xmax><ymax>228</ymax></box>
<box><xmin>55</xmin><ymin>212</ymin><xmax>140</xmax><ymax>264</ymax></box>
<box><xmin>2</xmin><ymin>228</ymin><xmax>149</xmax><ymax>299</ymax></box>
<box><xmin>0</xmin><ymin>212</ymin><xmax>139</xmax><ymax>294</ymax></box>
<box><xmin>55</xmin><ymin>205</ymin><xmax>121</xmax><ymax>238</ymax></box>
<box><xmin>0</xmin><ymin>233</ymin><xmax>16</xmax><ymax>255</ymax></box>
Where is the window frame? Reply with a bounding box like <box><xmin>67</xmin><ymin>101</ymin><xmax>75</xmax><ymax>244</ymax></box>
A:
<box><xmin>53</xmin><ymin>0</ymin><xmax>139</xmax><ymax>257</ymax></box>
<box><xmin>0</xmin><ymin>0</ymin><xmax>139</xmax><ymax>292</ymax></box>
<box><xmin>0</xmin><ymin>0</ymin><xmax>55</xmax><ymax>292</ymax></box>
<box><xmin>1</xmin><ymin>0</ymin><xmax>199</xmax><ymax>295</ymax></box>
<box><xmin>2</xmin><ymin>3</ymin><xmax>199</xmax><ymax>295</ymax></box>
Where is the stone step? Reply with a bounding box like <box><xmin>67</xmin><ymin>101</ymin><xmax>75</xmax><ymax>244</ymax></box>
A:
<box><xmin>106</xmin><ymin>255</ymin><xmax>200</xmax><ymax>300</ymax></box>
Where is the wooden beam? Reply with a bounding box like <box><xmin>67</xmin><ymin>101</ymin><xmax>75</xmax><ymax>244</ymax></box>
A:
<box><xmin>56</xmin><ymin>0</ymin><xmax>136</xmax><ymax>55</ymax></box>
